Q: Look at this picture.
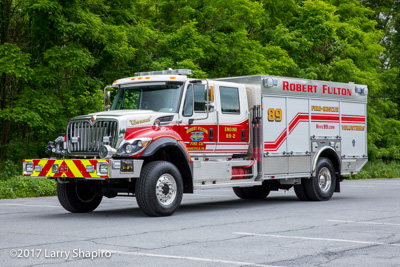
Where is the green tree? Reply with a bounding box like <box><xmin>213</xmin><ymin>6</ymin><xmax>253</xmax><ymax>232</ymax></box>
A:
<box><xmin>0</xmin><ymin>0</ymin><xmax>398</xmax><ymax>168</ymax></box>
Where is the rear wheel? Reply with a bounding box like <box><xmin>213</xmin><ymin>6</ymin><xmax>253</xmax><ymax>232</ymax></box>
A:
<box><xmin>304</xmin><ymin>157</ymin><xmax>336</xmax><ymax>201</ymax></box>
<box><xmin>57</xmin><ymin>181</ymin><xmax>103</xmax><ymax>213</ymax></box>
<box><xmin>136</xmin><ymin>161</ymin><xmax>183</xmax><ymax>217</ymax></box>
<box><xmin>233</xmin><ymin>185</ymin><xmax>271</xmax><ymax>200</ymax></box>
<box><xmin>294</xmin><ymin>179</ymin><xmax>310</xmax><ymax>201</ymax></box>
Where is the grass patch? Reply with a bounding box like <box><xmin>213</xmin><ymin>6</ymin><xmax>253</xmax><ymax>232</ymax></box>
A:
<box><xmin>0</xmin><ymin>177</ymin><xmax>56</xmax><ymax>199</ymax></box>
<box><xmin>350</xmin><ymin>160</ymin><xmax>400</xmax><ymax>179</ymax></box>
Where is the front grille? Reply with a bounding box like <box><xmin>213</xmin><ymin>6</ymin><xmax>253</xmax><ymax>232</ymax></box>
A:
<box><xmin>67</xmin><ymin>120</ymin><xmax>119</xmax><ymax>153</ymax></box>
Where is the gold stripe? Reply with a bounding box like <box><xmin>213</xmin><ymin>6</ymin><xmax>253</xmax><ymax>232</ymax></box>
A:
<box><xmin>31</xmin><ymin>160</ymin><xmax>49</xmax><ymax>176</ymax></box>
<box><xmin>67</xmin><ymin>160</ymin><xmax>84</xmax><ymax>178</ymax></box>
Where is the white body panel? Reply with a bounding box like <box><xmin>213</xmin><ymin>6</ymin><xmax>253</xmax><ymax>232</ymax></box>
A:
<box><xmin>217</xmin><ymin>75</ymin><xmax>367</xmax><ymax>182</ymax></box>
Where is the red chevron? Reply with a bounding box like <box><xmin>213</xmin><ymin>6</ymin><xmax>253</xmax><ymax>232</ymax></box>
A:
<box><xmin>289</xmin><ymin>113</ymin><xmax>309</xmax><ymax>134</ymax></box>
<box><xmin>265</xmin><ymin>112</ymin><xmax>310</xmax><ymax>151</ymax></box>
<box><xmin>264</xmin><ymin>130</ymin><xmax>287</xmax><ymax>151</ymax></box>
<box><xmin>264</xmin><ymin>112</ymin><xmax>365</xmax><ymax>152</ymax></box>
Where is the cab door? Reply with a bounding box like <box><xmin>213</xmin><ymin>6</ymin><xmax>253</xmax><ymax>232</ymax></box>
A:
<box><xmin>215</xmin><ymin>82</ymin><xmax>250</xmax><ymax>154</ymax></box>
<box><xmin>179</xmin><ymin>81</ymin><xmax>217</xmax><ymax>153</ymax></box>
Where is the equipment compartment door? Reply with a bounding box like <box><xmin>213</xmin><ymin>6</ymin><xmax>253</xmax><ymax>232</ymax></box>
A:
<box><xmin>340</xmin><ymin>102</ymin><xmax>367</xmax><ymax>157</ymax></box>
<box><xmin>263</xmin><ymin>96</ymin><xmax>287</xmax><ymax>154</ymax></box>
<box><xmin>263</xmin><ymin>96</ymin><xmax>289</xmax><ymax>174</ymax></box>
<box><xmin>286</xmin><ymin>98</ymin><xmax>309</xmax><ymax>154</ymax></box>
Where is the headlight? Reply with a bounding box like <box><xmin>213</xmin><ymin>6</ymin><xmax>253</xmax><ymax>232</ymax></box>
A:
<box><xmin>97</xmin><ymin>162</ymin><xmax>109</xmax><ymax>176</ymax></box>
<box><xmin>117</xmin><ymin>138</ymin><xmax>151</xmax><ymax>156</ymax></box>
<box><xmin>125</xmin><ymin>144</ymin><xmax>133</xmax><ymax>154</ymax></box>
<box><xmin>99</xmin><ymin>145</ymin><xmax>117</xmax><ymax>159</ymax></box>
<box><xmin>24</xmin><ymin>162</ymin><xmax>34</xmax><ymax>174</ymax></box>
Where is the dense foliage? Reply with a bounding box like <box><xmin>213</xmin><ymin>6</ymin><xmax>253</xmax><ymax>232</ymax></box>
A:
<box><xmin>0</xmin><ymin>0</ymin><xmax>399</xmax><ymax>168</ymax></box>
<box><xmin>0</xmin><ymin>176</ymin><xmax>56</xmax><ymax>198</ymax></box>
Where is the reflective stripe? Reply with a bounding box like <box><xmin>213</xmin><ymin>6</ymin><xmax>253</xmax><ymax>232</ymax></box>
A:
<box><xmin>23</xmin><ymin>159</ymin><xmax>109</xmax><ymax>178</ymax></box>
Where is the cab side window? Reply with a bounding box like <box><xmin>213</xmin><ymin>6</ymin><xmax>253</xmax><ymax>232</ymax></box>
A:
<box><xmin>220</xmin><ymin>86</ymin><xmax>240</xmax><ymax>114</ymax></box>
<box><xmin>194</xmin><ymin>84</ymin><xmax>206</xmax><ymax>112</ymax></box>
<box><xmin>183</xmin><ymin>85</ymin><xmax>194</xmax><ymax>117</ymax></box>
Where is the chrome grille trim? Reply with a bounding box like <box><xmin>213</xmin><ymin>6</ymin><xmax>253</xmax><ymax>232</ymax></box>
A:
<box><xmin>67</xmin><ymin>120</ymin><xmax>119</xmax><ymax>153</ymax></box>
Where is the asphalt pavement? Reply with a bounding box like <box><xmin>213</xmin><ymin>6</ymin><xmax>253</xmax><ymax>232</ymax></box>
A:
<box><xmin>1</xmin><ymin>179</ymin><xmax>400</xmax><ymax>267</ymax></box>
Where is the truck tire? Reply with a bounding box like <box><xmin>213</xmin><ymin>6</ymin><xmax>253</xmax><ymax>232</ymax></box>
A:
<box><xmin>294</xmin><ymin>180</ymin><xmax>310</xmax><ymax>201</ymax></box>
<box><xmin>304</xmin><ymin>157</ymin><xmax>336</xmax><ymax>201</ymax></box>
<box><xmin>233</xmin><ymin>185</ymin><xmax>270</xmax><ymax>200</ymax></box>
<box><xmin>136</xmin><ymin>161</ymin><xmax>183</xmax><ymax>217</ymax></box>
<box><xmin>57</xmin><ymin>182</ymin><xmax>102</xmax><ymax>213</ymax></box>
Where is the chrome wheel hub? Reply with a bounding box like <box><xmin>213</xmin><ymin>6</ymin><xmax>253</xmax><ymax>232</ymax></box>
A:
<box><xmin>156</xmin><ymin>174</ymin><xmax>177</xmax><ymax>206</ymax></box>
<box><xmin>318</xmin><ymin>167</ymin><xmax>332</xmax><ymax>193</ymax></box>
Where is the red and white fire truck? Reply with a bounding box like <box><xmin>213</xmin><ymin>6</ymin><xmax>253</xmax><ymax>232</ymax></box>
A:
<box><xmin>23</xmin><ymin>69</ymin><xmax>368</xmax><ymax>216</ymax></box>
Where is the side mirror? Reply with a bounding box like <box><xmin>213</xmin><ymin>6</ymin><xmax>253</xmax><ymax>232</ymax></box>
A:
<box><xmin>104</xmin><ymin>91</ymin><xmax>111</xmax><ymax>110</ymax></box>
<box><xmin>103</xmin><ymin>86</ymin><xmax>114</xmax><ymax>111</ymax></box>
<box><xmin>107</xmin><ymin>91</ymin><xmax>111</xmax><ymax>109</ymax></box>
<box><xmin>206</xmin><ymin>84</ymin><xmax>214</xmax><ymax>112</ymax></box>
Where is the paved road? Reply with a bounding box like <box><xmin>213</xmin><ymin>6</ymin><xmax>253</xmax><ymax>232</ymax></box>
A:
<box><xmin>1</xmin><ymin>179</ymin><xmax>400</xmax><ymax>267</ymax></box>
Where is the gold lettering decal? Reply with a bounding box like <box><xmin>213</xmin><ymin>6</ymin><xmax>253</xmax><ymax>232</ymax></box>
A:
<box><xmin>224</xmin><ymin>127</ymin><xmax>237</xmax><ymax>132</ymax></box>
<box><xmin>130</xmin><ymin>117</ymin><xmax>151</xmax><ymax>125</ymax></box>
<box><xmin>342</xmin><ymin>125</ymin><xmax>365</xmax><ymax>131</ymax></box>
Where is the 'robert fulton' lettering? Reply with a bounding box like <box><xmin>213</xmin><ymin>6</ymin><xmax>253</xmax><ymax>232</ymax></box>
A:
<box><xmin>283</xmin><ymin>81</ymin><xmax>317</xmax><ymax>93</ymax></box>
<box><xmin>322</xmin><ymin>85</ymin><xmax>352</xmax><ymax>96</ymax></box>
<box><xmin>282</xmin><ymin>81</ymin><xmax>352</xmax><ymax>96</ymax></box>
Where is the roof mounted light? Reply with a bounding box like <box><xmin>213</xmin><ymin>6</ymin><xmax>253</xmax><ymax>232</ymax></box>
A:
<box><xmin>263</xmin><ymin>78</ymin><xmax>278</xmax><ymax>88</ymax></box>
<box><xmin>134</xmin><ymin>69</ymin><xmax>192</xmax><ymax>76</ymax></box>
<box><xmin>355</xmin><ymin>86</ymin><xmax>368</xmax><ymax>96</ymax></box>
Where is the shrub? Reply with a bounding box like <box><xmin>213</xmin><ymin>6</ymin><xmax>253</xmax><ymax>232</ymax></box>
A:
<box><xmin>0</xmin><ymin>160</ymin><xmax>21</xmax><ymax>180</ymax></box>
<box><xmin>0</xmin><ymin>177</ymin><xmax>56</xmax><ymax>199</ymax></box>
<box><xmin>350</xmin><ymin>160</ymin><xmax>400</xmax><ymax>179</ymax></box>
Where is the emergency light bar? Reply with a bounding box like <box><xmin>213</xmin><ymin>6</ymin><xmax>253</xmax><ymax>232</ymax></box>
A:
<box><xmin>134</xmin><ymin>69</ymin><xmax>192</xmax><ymax>76</ymax></box>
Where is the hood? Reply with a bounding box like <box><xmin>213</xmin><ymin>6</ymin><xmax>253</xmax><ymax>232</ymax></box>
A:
<box><xmin>71</xmin><ymin>110</ymin><xmax>174</xmax><ymax>121</ymax></box>
<box><xmin>69</xmin><ymin>110</ymin><xmax>177</xmax><ymax>131</ymax></box>
<box><xmin>66</xmin><ymin>110</ymin><xmax>178</xmax><ymax>156</ymax></box>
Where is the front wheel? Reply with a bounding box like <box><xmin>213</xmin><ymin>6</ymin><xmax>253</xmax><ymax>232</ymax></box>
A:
<box><xmin>136</xmin><ymin>161</ymin><xmax>183</xmax><ymax>217</ymax></box>
<box><xmin>304</xmin><ymin>157</ymin><xmax>336</xmax><ymax>201</ymax></box>
<box><xmin>57</xmin><ymin>181</ymin><xmax>103</xmax><ymax>213</ymax></box>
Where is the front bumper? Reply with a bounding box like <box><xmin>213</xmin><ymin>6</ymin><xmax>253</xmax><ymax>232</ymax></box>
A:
<box><xmin>22</xmin><ymin>159</ymin><xmax>144</xmax><ymax>179</ymax></box>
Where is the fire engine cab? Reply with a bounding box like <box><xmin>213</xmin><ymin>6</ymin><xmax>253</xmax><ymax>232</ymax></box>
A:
<box><xmin>23</xmin><ymin>69</ymin><xmax>368</xmax><ymax>216</ymax></box>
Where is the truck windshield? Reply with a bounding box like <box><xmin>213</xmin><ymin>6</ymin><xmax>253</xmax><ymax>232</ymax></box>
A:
<box><xmin>111</xmin><ymin>82</ymin><xmax>184</xmax><ymax>113</ymax></box>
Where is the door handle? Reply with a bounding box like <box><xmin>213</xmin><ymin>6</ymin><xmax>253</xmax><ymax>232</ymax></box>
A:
<box><xmin>209</xmin><ymin>128</ymin><xmax>214</xmax><ymax>141</ymax></box>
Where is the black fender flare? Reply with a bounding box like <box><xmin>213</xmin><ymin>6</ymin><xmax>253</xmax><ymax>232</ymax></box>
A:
<box><xmin>141</xmin><ymin>137</ymin><xmax>193</xmax><ymax>187</ymax></box>
<box><xmin>142</xmin><ymin>138</ymin><xmax>190</xmax><ymax>163</ymax></box>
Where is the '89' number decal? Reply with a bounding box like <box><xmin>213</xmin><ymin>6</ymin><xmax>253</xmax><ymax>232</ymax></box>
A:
<box><xmin>267</xmin><ymin>108</ymin><xmax>282</xmax><ymax>122</ymax></box>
